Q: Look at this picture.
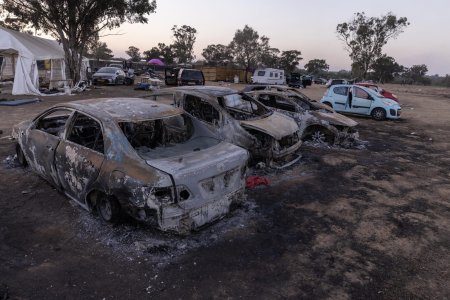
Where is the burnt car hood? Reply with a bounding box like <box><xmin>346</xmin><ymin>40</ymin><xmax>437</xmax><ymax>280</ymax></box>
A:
<box><xmin>239</xmin><ymin>112</ymin><xmax>299</xmax><ymax>140</ymax></box>
<box><xmin>311</xmin><ymin>111</ymin><xmax>358</xmax><ymax>127</ymax></box>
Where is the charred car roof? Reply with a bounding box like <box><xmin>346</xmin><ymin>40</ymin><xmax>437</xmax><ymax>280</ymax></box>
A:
<box><xmin>53</xmin><ymin>98</ymin><xmax>182</xmax><ymax>122</ymax></box>
<box><xmin>159</xmin><ymin>86</ymin><xmax>238</xmax><ymax>97</ymax></box>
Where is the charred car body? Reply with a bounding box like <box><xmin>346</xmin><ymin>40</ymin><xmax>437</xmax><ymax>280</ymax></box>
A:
<box><xmin>149</xmin><ymin>86</ymin><xmax>302</xmax><ymax>168</ymax></box>
<box><xmin>247</xmin><ymin>89</ymin><xmax>358</xmax><ymax>146</ymax></box>
<box><xmin>12</xmin><ymin>98</ymin><xmax>249</xmax><ymax>233</ymax></box>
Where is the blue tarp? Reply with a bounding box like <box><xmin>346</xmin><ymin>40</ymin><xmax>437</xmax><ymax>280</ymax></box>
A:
<box><xmin>0</xmin><ymin>98</ymin><xmax>41</xmax><ymax>106</ymax></box>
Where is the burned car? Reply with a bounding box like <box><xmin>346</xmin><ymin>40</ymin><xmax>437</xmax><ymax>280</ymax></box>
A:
<box><xmin>149</xmin><ymin>86</ymin><xmax>302</xmax><ymax>168</ymax></box>
<box><xmin>12</xmin><ymin>98</ymin><xmax>249</xmax><ymax>233</ymax></box>
<box><xmin>247</xmin><ymin>90</ymin><xmax>358</xmax><ymax>146</ymax></box>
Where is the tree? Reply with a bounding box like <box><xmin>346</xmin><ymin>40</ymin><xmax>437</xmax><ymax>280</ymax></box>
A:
<box><xmin>404</xmin><ymin>64</ymin><xmax>428</xmax><ymax>84</ymax></box>
<box><xmin>278</xmin><ymin>50</ymin><xmax>302</xmax><ymax>74</ymax></box>
<box><xmin>87</xmin><ymin>41</ymin><xmax>114</xmax><ymax>61</ymax></box>
<box><xmin>370</xmin><ymin>55</ymin><xmax>403</xmax><ymax>83</ymax></box>
<box><xmin>171</xmin><ymin>25</ymin><xmax>197</xmax><ymax>64</ymax></box>
<box><xmin>336</xmin><ymin>12</ymin><xmax>409</xmax><ymax>79</ymax></box>
<box><xmin>304</xmin><ymin>59</ymin><xmax>328</xmax><ymax>75</ymax></box>
<box><xmin>126</xmin><ymin>46</ymin><xmax>141</xmax><ymax>62</ymax></box>
<box><xmin>201</xmin><ymin>44</ymin><xmax>233</xmax><ymax>66</ymax></box>
<box><xmin>1</xmin><ymin>0</ymin><xmax>157</xmax><ymax>82</ymax></box>
<box><xmin>258</xmin><ymin>36</ymin><xmax>280</xmax><ymax>68</ymax></box>
<box><xmin>143</xmin><ymin>43</ymin><xmax>174</xmax><ymax>64</ymax></box>
<box><xmin>0</xmin><ymin>10</ymin><xmax>33</xmax><ymax>33</ymax></box>
<box><xmin>229</xmin><ymin>25</ymin><xmax>261</xmax><ymax>83</ymax></box>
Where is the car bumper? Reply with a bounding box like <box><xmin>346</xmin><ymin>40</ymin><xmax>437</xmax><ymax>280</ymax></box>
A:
<box><xmin>92</xmin><ymin>78</ymin><xmax>115</xmax><ymax>85</ymax></box>
<box><xmin>158</xmin><ymin>188</ymin><xmax>245</xmax><ymax>234</ymax></box>
<box><xmin>387</xmin><ymin>108</ymin><xmax>401</xmax><ymax>119</ymax></box>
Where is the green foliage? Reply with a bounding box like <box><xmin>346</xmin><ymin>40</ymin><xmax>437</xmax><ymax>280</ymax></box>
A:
<box><xmin>171</xmin><ymin>25</ymin><xmax>197</xmax><ymax>64</ymax></box>
<box><xmin>304</xmin><ymin>59</ymin><xmax>329</xmax><ymax>75</ymax></box>
<box><xmin>126</xmin><ymin>46</ymin><xmax>141</xmax><ymax>62</ymax></box>
<box><xmin>1</xmin><ymin>0</ymin><xmax>157</xmax><ymax>81</ymax></box>
<box><xmin>278</xmin><ymin>50</ymin><xmax>302</xmax><ymax>74</ymax></box>
<box><xmin>402</xmin><ymin>64</ymin><xmax>429</xmax><ymax>84</ymax></box>
<box><xmin>201</xmin><ymin>44</ymin><xmax>233</xmax><ymax>66</ymax></box>
<box><xmin>229</xmin><ymin>25</ymin><xmax>260</xmax><ymax>71</ymax></box>
<box><xmin>143</xmin><ymin>43</ymin><xmax>174</xmax><ymax>64</ymax></box>
<box><xmin>87</xmin><ymin>41</ymin><xmax>114</xmax><ymax>60</ymax></box>
<box><xmin>370</xmin><ymin>55</ymin><xmax>403</xmax><ymax>83</ymax></box>
<box><xmin>258</xmin><ymin>36</ymin><xmax>280</xmax><ymax>68</ymax></box>
<box><xmin>337</xmin><ymin>12</ymin><xmax>409</xmax><ymax>79</ymax></box>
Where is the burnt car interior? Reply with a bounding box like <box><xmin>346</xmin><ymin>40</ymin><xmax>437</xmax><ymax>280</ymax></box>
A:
<box><xmin>119</xmin><ymin>115</ymin><xmax>193</xmax><ymax>149</ymax></box>
<box><xmin>35</xmin><ymin>109</ymin><xmax>72</xmax><ymax>137</ymax></box>
<box><xmin>67</xmin><ymin>113</ymin><xmax>104</xmax><ymax>153</ymax></box>
<box><xmin>217</xmin><ymin>93</ymin><xmax>271</xmax><ymax>120</ymax></box>
<box><xmin>256</xmin><ymin>94</ymin><xmax>297</xmax><ymax>112</ymax></box>
<box><xmin>119</xmin><ymin>115</ymin><xmax>219</xmax><ymax>159</ymax></box>
<box><xmin>183</xmin><ymin>95</ymin><xmax>221</xmax><ymax>125</ymax></box>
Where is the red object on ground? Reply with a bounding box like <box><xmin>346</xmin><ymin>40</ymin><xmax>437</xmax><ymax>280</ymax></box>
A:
<box><xmin>246</xmin><ymin>176</ymin><xmax>271</xmax><ymax>189</ymax></box>
<box><xmin>355</xmin><ymin>83</ymin><xmax>399</xmax><ymax>102</ymax></box>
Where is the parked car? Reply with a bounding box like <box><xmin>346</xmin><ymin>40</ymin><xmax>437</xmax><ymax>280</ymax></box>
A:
<box><xmin>301</xmin><ymin>75</ymin><xmax>313</xmax><ymax>87</ymax></box>
<box><xmin>12</xmin><ymin>98</ymin><xmax>249</xmax><ymax>234</ymax></box>
<box><xmin>165</xmin><ymin>67</ymin><xmax>205</xmax><ymax>86</ymax></box>
<box><xmin>321</xmin><ymin>84</ymin><xmax>401</xmax><ymax>120</ymax></box>
<box><xmin>149</xmin><ymin>86</ymin><xmax>302</xmax><ymax>168</ymax></box>
<box><xmin>92</xmin><ymin>67</ymin><xmax>126</xmax><ymax>85</ymax></box>
<box><xmin>286</xmin><ymin>73</ymin><xmax>303</xmax><ymax>88</ymax></box>
<box><xmin>355</xmin><ymin>83</ymin><xmax>399</xmax><ymax>102</ymax></box>
<box><xmin>313</xmin><ymin>78</ymin><xmax>327</xmax><ymax>85</ymax></box>
<box><xmin>247</xmin><ymin>90</ymin><xmax>358</xmax><ymax>145</ymax></box>
<box><xmin>325</xmin><ymin>79</ymin><xmax>348</xmax><ymax>88</ymax></box>
<box><xmin>108</xmin><ymin>63</ymin><xmax>123</xmax><ymax>69</ymax></box>
<box><xmin>286</xmin><ymin>73</ymin><xmax>312</xmax><ymax>88</ymax></box>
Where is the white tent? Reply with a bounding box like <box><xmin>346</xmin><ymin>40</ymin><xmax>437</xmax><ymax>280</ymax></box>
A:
<box><xmin>0</xmin><ymin>26</ymin><xmax>88</xmax><ymax>95</ymax></box>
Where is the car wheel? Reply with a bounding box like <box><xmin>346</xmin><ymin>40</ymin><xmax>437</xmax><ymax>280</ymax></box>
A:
<box><xmin>114</xmin><ymin>78</ymin><xmax>119</xmax><ymax>86</ymax></box>
<box><xmin>15</xmin><ymin>143</ymin><xmax>27</xmax><ymax>167</ymax></box>
<box><xmin>323</xmin><ymin>102</ymin><xmax>332</xmax><ymax>108</ymax></box>
<box><xmin>304</xmin><ymin>127</ymin><xmax>335</xmax><ymax>145</ymax></box>
<box><xmin>371</xmin><ymin>108</ymin><xmax>386</xmax><ymax>121</ymax></box>
<box><xmin>125</xmin><ymin>78</ymin><xmax>133</xmax><ymax>85</ymax></box>
<box><xmin>96</xmin><ymin>194</ymin><xmax>121</xmax><ymax>223</ymax></box>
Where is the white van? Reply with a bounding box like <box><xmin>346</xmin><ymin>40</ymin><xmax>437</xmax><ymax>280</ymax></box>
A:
<box><xmin>251</xmin><ymin>68</ymin><xmax>285</xmax><ymax>85</ymax></box>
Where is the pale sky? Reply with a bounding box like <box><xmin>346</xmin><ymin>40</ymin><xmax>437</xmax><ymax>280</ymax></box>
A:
<box><xmin>102</xmin><ymin>0</ymin><xmax>450</xmax><ymax>75</ymax></box>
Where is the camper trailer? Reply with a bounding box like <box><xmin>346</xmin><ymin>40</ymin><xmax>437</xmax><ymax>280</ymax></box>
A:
<box><xmin>251</xmin><ymin>68</ymin><xmax>285</xmax><ymax>85</ymax></box>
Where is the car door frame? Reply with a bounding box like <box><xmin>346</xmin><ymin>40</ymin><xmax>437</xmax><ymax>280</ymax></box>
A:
<box><xmin>350</xmin><ymin>86</ymin><xmax>373</xmax><ymax>115</ymax></box>
<box><xmin>329</xmin><ymin>86</ymin><xmax>350</xmax><ymax>112</ymax></box>
<box><xmin>22</xmin><ymin>107</ymin><xmax>75</xmax><ymax>188</ymax></box>
<box><xmin>54</xmin><ymin>110</ymin><xmax>106</xmax><ymax>206</ymax></box>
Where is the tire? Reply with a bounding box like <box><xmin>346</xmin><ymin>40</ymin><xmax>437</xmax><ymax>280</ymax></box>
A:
<box><xmin>304</xmin><ymin>127</ymin><xmax>335</xmax><ymax>145</ymax></box>
<box><xmin>15</xmin><ymin>143</ymin><xmax>28</xmax><ymax>167</ymax></box>
<box><xmin>114</xmin><ymin>78</ymin><xmax>119</xmax><ymax>86</ymax></box>
<box><xmin>96</xmin><ymin>194</ymin><xmax>121</xmax><ymax>223</ymax></box>
<box><xmin>371</xmin><ymin>108</ymin><xmax>386</xmax><ymax>121</ymax></box>
<box><xmin>323</xmin><ymin>102</ymin><xmax>332</xmax><ymax>108</ymax></box>
<box><xmin>125</xmin><ymin>78</ymin><xmax>133</xmax><ymax>85</ymax></box>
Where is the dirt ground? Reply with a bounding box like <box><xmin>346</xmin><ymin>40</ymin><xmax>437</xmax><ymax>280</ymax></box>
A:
<box><xmin>0</xmin><ymin>82</ymin><xmax>449</xmax><ymax>299</ymax></box>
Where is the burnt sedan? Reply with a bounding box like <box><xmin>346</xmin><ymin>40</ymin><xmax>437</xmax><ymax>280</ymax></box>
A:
<box><xmin>149</xmin><ymin>86</ymin><xmax>302</xmax><ymax>168</ymax></box>
<box><xmin>248</xmin><ymin>90</ymin><xmax>358</xmax><ymax>146</ymax></box>
<box><xmin>12</xmin><ymin>98</ymin><xmax>249</xmax><ymax>233</ymax></box>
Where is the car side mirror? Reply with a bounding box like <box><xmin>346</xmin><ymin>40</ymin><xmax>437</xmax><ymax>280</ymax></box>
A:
<box><xmin>116</xmin><ymin>71</ymin><xmax>120</xmax><ymax>75</ymax></box>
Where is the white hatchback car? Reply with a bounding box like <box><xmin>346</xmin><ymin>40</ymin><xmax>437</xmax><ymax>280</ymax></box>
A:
<box><xmin>321</xmin><ymin>84</ymin><xmax>401</xmax><ymax>120</ymax></box>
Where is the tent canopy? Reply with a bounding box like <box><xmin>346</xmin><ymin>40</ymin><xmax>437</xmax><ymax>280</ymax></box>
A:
<box><xmin>0</xmin><ymin>26</ymin><xmax>82</xmax><ymax>95</ymax></box>
<box><xmin>0</xmin><ymin>26</ymin><xmax>65</xmax><ymax>60</ymax></box>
